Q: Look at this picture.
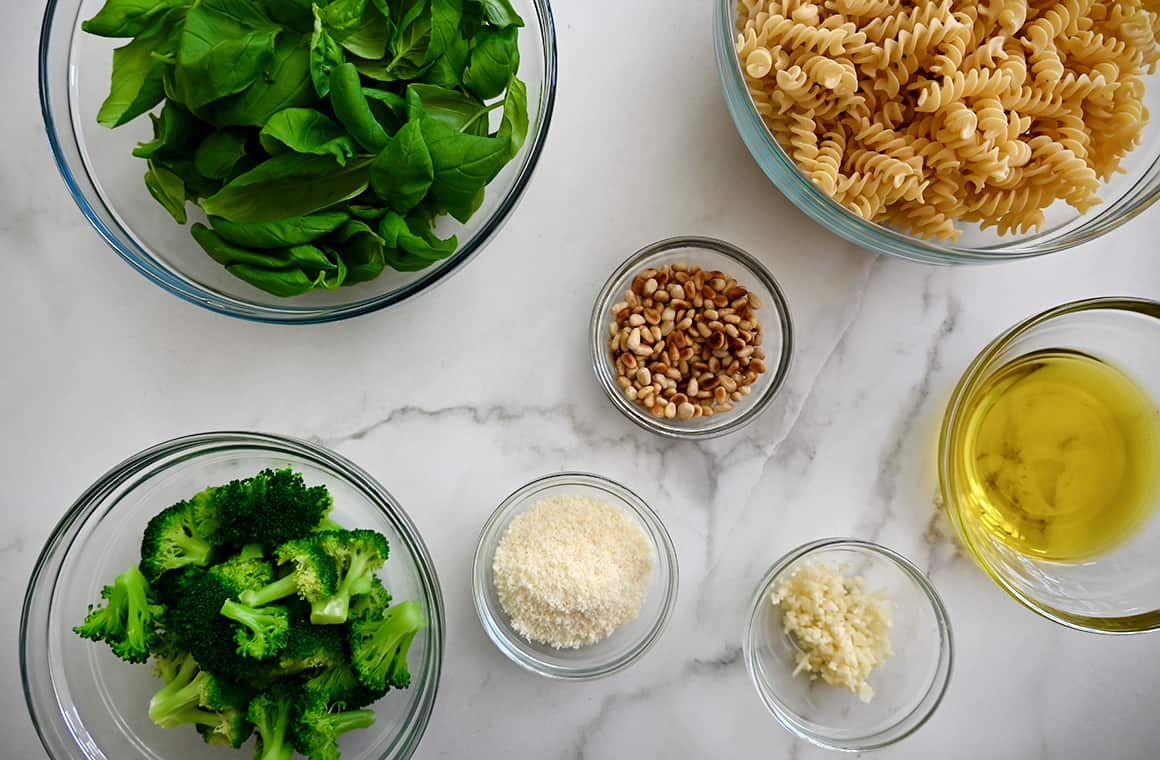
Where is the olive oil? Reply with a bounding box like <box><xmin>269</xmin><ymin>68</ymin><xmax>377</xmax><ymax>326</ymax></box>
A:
<box><xmin>956</xmin><ymin>349</ymin><xmax>1160</xmax><ymax>560</ymax></box>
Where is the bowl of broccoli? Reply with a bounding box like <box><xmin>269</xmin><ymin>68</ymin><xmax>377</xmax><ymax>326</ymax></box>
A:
<box><xmin>21</xmin><ymin>431</ymin><xmax>443</xmax><ymax>760</ymax></box>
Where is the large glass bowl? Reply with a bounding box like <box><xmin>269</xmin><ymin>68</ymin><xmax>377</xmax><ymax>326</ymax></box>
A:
<box><xmin>39</xmin><ymin>0</ymin><xmax>557</xmax><ymax>323</ymax></box>
<box><xmin>21</xmin><ymin>432</ymin><xmax>444</xmax><ymax>759</ymax></box>
<box><xmin>940</xmin><ymin>298</ymin><xmax>1160</xmax><ymax>633</ymax></box>
<box><xmin>713</xmin><ymin>0</ymin><xmax>1160</xmax><ymax>264</ymax></box>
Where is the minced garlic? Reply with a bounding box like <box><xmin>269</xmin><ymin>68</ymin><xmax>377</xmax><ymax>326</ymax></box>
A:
<box><xmin>492</xmin><ymin>495</ymin><xmax>653</xmax><ymax>649</ymax></box>
<box><xmin>771</xmin><ymin>562</ymin><xmax>893</xmax><ymax>702</ymax></box>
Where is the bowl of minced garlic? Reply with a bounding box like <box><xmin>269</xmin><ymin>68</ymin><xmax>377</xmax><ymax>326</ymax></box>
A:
<box><xmin>744</xmin><ymin>539</ymin><xmax>953</xmax><ymax>752</ymax></box>
<box><xmin>472</xmin><ymin>472</ymin><xmax>678</xmax><ymax>680</ymax></box>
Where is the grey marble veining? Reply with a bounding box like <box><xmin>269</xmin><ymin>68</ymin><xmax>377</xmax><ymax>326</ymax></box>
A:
<box><xmin>4</xmin><ymin>0</ymin><xmax>1160</xmax><ymax>758</ymax></box>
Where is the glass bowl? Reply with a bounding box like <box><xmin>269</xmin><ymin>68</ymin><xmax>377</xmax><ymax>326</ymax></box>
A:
<box><xmin>713</xmin><ymin>0</ymin><xmax>1160</xmax><ymax>264</ymax></box>
<box><xmin>471</xmin><ymin>472</ymin><xmax>678</xmax><ymax>680</ymax></box>
<box><xmin>589</xmin><ymin>236</ymin><xmax>793</xmax><ymax>440</ymax></box>
<box><xmin>39</xmin><ymin>0</ymin><xmax>557</xmax><ymax>323</ymax></box>
<box><xmin>744</xmin><ymin>539</ymin><xmax>953</xmax><ymax>752</ymax></box>
<box><xmin>21</xmin><ymin>431</ymin><xmax>444</xmax><ymax>760</ymax></box>
<box><xmin>940</xmin><ymin>298</ymin><xmax>1160</xmax><ymax>633</ymax></box>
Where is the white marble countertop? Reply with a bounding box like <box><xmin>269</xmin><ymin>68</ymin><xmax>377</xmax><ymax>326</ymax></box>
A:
<box><xmin>5</xmin><ymin>1</ymin><xmax>1160</xmax><ymax>758</ymax></box>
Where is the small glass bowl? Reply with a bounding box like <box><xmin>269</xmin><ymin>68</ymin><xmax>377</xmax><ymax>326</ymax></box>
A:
<box><xmin>40</xmin><ymin>0</ymin><xmax>557</xmax><ymax>323</ymax></box>
<box><xmin>744</xmin><ymin>539</ymin><xmax>953</xmax><ymax>752</ymax></box>
<box><xmin>589</xmin><ymin>236</ymin><xmax>793</xmax><ymax>440</ymax></box>
<box><xmin>714</xmin><ymin>0</ymin><xmax>1160</xmax><ymax>263</ymax></box>
<box><xmin>940</xmin><ymin>298</ymin><xmax>1160</xmax><ymax>633</ymax></box>
<box><xmin>21</xmin><ymin>432</ymin><xmax>444</xmax><ymax>760</ymax></box>
<box><xmin>472</xmin><ymin>472</ymin><xmax>678</xmax><ymax>680</ymax></box>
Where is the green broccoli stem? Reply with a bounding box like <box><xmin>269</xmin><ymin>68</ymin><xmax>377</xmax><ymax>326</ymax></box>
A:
<box><xmin>314</xmin><ymin>517</ymin><xmax>345</xmax><ymax>532</ymax></box>
<box><xmin>240</xmin><ymin>573</ymin><xmax>300</xmax><ymax>608</ymax></box>
<box><xmin>220</xmin><ymin>599</ymin><xmax>278</xmax><ymax>634</ymax></box>
<box><xmin>309</xmin><ymin>553</ymin><xmax>375</xmax><ymax>625</ymax></box>
<box><xmin>328</xmin><ymin>709</ymin><xmax>376</xmax><ymax>735</ymax></box>
<box><xmin>254</xmin><ymin>700</ymin><xmax>294</xmax><ymax>760</ymax></box>
<box><xmin>148</xmin><ymin>657</ymin><xmax>207</xmax><ymax>727</ymax></box>
<box><xmin>172</xmin><ymin>532</ymin><xmax>213</xmax><ymax>566</ymax></box>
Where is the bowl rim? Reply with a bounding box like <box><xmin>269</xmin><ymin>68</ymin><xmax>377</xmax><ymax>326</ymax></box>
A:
<box><xmin>20</xmin><ymin>430</ymin><xmax>445</xmax><ymax>760</ymax></box>
<box><xmin>38</xmin><ymin>0</ymin><xmax>559</xmax><ymax>324</ymax></box>
<box><xmin>743</xmin><ymin>538</ymin><xmax>954</xmax><ymax>752</ymax></box>
<box><xmin>937</xmin><ymin>296</ymin><xmax>1160</xmax><ymax>634</ymax></box>
<box><xmin>471</xmin><ymin>471</ymin><xmax>679</xmax><ymax>680</ymax></box>
<box><xmin>712</xmin><ymin>0</ymin><xmax>1160</xmax><ymax>263</ymax></box>
<box><xmin>589</xmin><ymin>235</ymin><xmax>794</xmax><ymax>440</ymax></box>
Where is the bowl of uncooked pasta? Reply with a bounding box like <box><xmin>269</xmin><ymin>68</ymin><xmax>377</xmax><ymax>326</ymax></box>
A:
<box><xmin>714</xmin><ymin>0</ymin><xmax>1160</xmax><ymax>263</ymax></box>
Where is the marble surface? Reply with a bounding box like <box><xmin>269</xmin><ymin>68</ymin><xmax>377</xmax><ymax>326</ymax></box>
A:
<box><xmin>4</xmin><ymin>1</ymin><xmax>1160</xmax><ymax>758</ymax></box>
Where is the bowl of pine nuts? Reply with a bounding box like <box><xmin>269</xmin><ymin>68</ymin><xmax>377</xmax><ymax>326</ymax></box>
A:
<box><xmin>590</xmin><ymin>236</ymin><xmax>793</xmax><ymax>439</ymax></box>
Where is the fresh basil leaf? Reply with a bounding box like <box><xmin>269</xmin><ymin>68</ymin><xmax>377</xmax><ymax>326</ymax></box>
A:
<box><xmin>144</xmin><ymin>161</ymin><xmax>188</xmax><ymax>223</ymax></box>
<box><xmin>420</xmin><ymin>116</ymin><xmax>509</xmax><ymax>222</ymax></box>
<box><xmin>329</xmin><ymin>63</ymin><xmax>389</xmax><ymax>151</ymax></box>
<box><xmin>391</xmin><ymin>0</ymin><xmax>427</xmax><ymax>33</ymax></box>
<box><xmin>459</xmin><ymin>0</ymin><xmax>483</xmax><ymax>37</ymax></box>
<box><xmin>427</xmin><ymin>0</ymin><xmax>463</xmax><ymax>61</ymax></box>
<box><xmin>378</xmin><ymin>209</ymin><xmax>457</xmax><ymax>260</ymax></box>
<box><xmin>262</xmin><ymin>0</ymin><xmax>315</xmax><ymax>32</ymax></box>
<box><xmin>327</xmin><ymin>220</ymin><xmax>386</xmax><ymax>282</ymax></box>
<box><xmin>361</xmin><ymin>89</ymin><xmax>408</xmax><ymax>134</ymax></box>
<box><xmin>345</xmin><ymin>203</ymin><xmax>389</xmax><ymax>220</ymax></box>
<box><xmin>355</xmin><ymin>7</ymin><xmax>431</xmax><ymax>80</ymax></box>
<box><xmin>463</xmin><ymin>26</ymin><xmax>519</xmax><ymax>100</ymax></box>
<box><xmin>132</xmin><ymin>100</ymin><xmax>204</xmax><ymax>158</ymax></box>
<box><xmin>209</xmin><ymin>210</ymin><xmax>350</xmax><ymax>248</ymax></box>
<box><xmin>82</xmin><ymin>0</ymin><xmax>187</xmax><ymax>38</ymax></box>
<box><xmin>405</xmin><ymin>83</ymin><xmax>491</xmax><ymax>133</ymax></box>
<box><xmin>260</xmin><ymin>108</ymin><xmax>359</xmax><ymax>164</ymax></box>
<box><xmin>370</xmin><ymin>119</ymin><xmax>433</xmax><ymax>212</ymax></box>
<box><xmin>321</xmin><ymin>0</ymin><xmax>394</xmax><ymax>59</ymax></box>
<box><xmin>193</xmin><ymin>129</ymin><xmax>250</xmax><ymax>179</ymax></box>
<box><xmin>201</xmin><ymin>154</ymin><xmax>373</xmax><ymax>223</ymax></box>
<box><xmin>497</xmin><ymin>75</ymin><xmax>528</xmax><ymax>158</ymax></box>
<box><xmin>96</xmin><ymin>22</ymin><xmax>177</xmax><ymax>127</ymax></box>
<box><xmin>419</xmin><ymin>33</ymin><xmax>468</xmax><ymax>87</ymax></box>
<box><xmin>227</xmin><ymin>264</ymin><xmax>321</xmax><ymax>295</ymax></box>
<box><xmin>173</xmin><ymin>0</ymin><xmax>281</xmax><ymax>110</ymax></box>
<box><xmin>151</xmin><ymin>156</ymin><xmax>223</xmax><ymax>199</ymax></box>
<box><xmin>204</xmin><ymin>33</ymin><xmax>316</xmax><ymax>127</ymax></box>
<box><xmin>310</xmin><ymin>5</ymin><xmax>345</xmax><ymax>97</ymax></box>
<box><xmin>471</xmin><ymin>0</ymin><xmax>524</xmax><ymax>28</ymax></box>
<box><xmin>192</xmin><ymin>223</ymin><xmax>345</xmax><ymax>294</ymax></box>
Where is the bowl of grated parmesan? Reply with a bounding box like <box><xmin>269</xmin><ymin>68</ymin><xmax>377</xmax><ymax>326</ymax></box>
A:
<box><xmin>471</xmin><ymin>472</ymin><xmax>678</xmax><ymax>680</ymax></box>
<box><xmin>744</xmin><ymin>539</ymin><xmax>953</xmax><ymax>751</ymax></box>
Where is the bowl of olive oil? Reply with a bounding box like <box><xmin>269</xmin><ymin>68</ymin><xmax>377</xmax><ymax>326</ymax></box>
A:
<box><xmin>940</xmin><ymin>298</ymin><xmax>1160</xmax><ymax>633</ymax></box>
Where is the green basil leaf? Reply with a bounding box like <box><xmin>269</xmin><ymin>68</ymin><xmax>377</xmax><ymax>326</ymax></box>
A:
<box><xmin>262</xmin><ymin>0</ymin><xmax>315</xmax><ymax>32</ymax></box>
<box><xmin>391</xmin><ymin>0</ymin><xmax>427</xmax><ymax>33</ymax></box>
<box><xmin>82</xmin><ymin>0</ymin><xmax>187</xmax><ymax>37</ymax></box>
<box><xmin>310</xmin><ymin>4</ymin><xmax>345</xmax><ymax>97</ymax></box>
<box><xmin>355</xmin><ymin>6</ymin><xmax>431</xmax><ymax>80</ymax></box>
<box><xmin>378</xmin><ymin>209</ymin><xmax>457</xmax><ymax>260</ymax></box>
<box><xmin>320</xmin><ymin>0</ymin><xmax>393</xmax><ymax>60</ymax></box>
<box><xmin>327</xmin><ymin>220</ymin><xmax>386</xmax><ymax>283</ymax></box>
<box><xmin>151</xmin><ymin>156</ymin><xmax>223</xmax><ymax>199</ymax></box>
<box><xmin>462</xmin><ymin>26</ymin><xmax>519</xmax><ymax>100</ymax></box>
<box><xmin>228</xmin><ymin>263</ymin><xmax>319</xmax><ymax>295</ymax></box>
<box><xmin>427</xmin><ymin>0</ymin><xmax>463</xmax><ymax>62</ymax></box>
<box><xmin>193</xmin><ymin>129</ymin><xmax>250</xmax><ymax>179</ymax></box>
<box><xmin>203</xmin><ymin>33</ymin><xmax>316</xmax><ymax>127</ymax></box>
<box><xmin>260</xmin><ymin>108</ymin><xmax>359</xmax><ymax>164</ymax></box>
<box><xmin>144</xmin><ymin>161</ymin><xmax>188</xmax><ymax>223</ymax></box>
<box><xmin>192</xmin><ymin>223</ymin><xmax>345</xmax><ymax>295</ymax></box>
<box><xmin>419</xmin><ymin>33</ymin><xmax>468</xmax><ymax>87</ymax></box>
<box><xmin>471</xmin><ymin>0</ymin><xmax>524</xmax><ymax>28</ymax></box>
<box><xmin>201</xmin><ymin>154</ymin><xmax>373</xmax><ymax>223</ymax></box>
<box><xmin>405</xmin><ymin>83</ymin><xmax>491</xmax><ymax>133</ymax></box>
<box><xmin>497</xmin><ymin>75</ymin><xmax>528</xmax><ymax>158</ymax></box>
<box><xmin>209</xmin><ymin>210</ymin><xmax>350</xmax><ymax>248</ymax></box>
<box><xmin>370</xmin><ymin>119</ymin><xmax>434</xmax><ymax>212</ymax></box>
<box><xmin>173</xmin><ymin>0</ymin><xmax>281</xmax><ymax>110</ymax></box>
<box><xmin>345</xmin><ymin>203</ymin><xmax>389</xmax><ymax>220</ymax></box>
<box><xmin>96</xmin><ymin>23</ymin><xmax>177</xmax><ymax>127</ymax></box>
<box><xmin>420</xmin><ymin>116</ymin><xmax>509</xmax><ymax>222</ymax></box>
<box><xmin>132</xmin><ymin>100</ymin><xmax>204</xmax><ymax>158</ymax></box>
<box><xmin>329</xmin><ymin>63</ymin><xmax>389</xmax><ymax>151</ymax></box>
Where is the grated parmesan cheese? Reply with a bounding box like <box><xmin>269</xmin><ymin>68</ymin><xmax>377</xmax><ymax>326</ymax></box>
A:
<box><xmin>771</xmin><ymin>562</ymin><xmax>893</xmax><ymax>702</ymax></box>
<box><xmin>492</xmin><ymin>495</ymin><xmax>654</xmax><ymax>649</ymax></box>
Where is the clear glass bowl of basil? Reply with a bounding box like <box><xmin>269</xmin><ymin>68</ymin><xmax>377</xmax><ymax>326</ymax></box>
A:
<box><xmin>40</xmin><ymin>0</ymin><xmax>557</xmax><ymax>323</ymax></box>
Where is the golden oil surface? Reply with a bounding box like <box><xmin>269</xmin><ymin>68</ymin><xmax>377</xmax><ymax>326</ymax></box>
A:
<box><xmin>956</xmin><ymin>350</ymin><xmax>1160</xmax><ymax>560</ymax></box>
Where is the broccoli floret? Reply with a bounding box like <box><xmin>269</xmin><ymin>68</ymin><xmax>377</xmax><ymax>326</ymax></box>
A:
<box><xmin>248</xmin><ymin>685</ymin><xmax>297</xmax><ymax>760</ymax></box>
<box><xmin>348</xmin><ymin>600</ymin><xmax>425</xmax><ymax>692</ymax></box>
<box><xmin>165</xmin><ymin>567</ymin><xmax>260</xmax><ymax>677</ymax></box>
<box><xmin>216</xmin><ymin>468</ymin><xmax>333</xmax><ymax>550</ymax></box>
<box><xmin>268</xmin><ymin>615</ymin><xmax>347</xmax><ymax>676</ymax></box>
<box><xmin>139</xmin><ymin>491</ymin><xmax>221</xmax><ymax>581</ymax></box>
<box><xmin>290</xmin><ymin>691</ymin><xmax>376</xmax><ymax>760</ymax></box>
<box><xmin>219</xmin><ymin>600</ymin><xmax>291</xmax><ymax>659</ymax></box>
<box><xmin>303</xmin><ymin>660</ymin><xmax>385</xmax><ymax>711</ymax></box>
<box><xmin>348</xmin><ymin>574</ymin><xmax>392</xmax><ymax>623</ymax></box>
<box><xmin>309</xmin><ymin>530</ymin><xmax>390</xmax><ymax>625</ymax></box>
<box><xmin>210</xmin><ymin>550</ymin><xmax>275</xmax><ymax>592</ymax></box>
<box><xmin>313</xmin><ymin>516</ymin><xmax>346</xmax><ymax>533</ymax></box>
<box><xmin>146</xmin><ymin>651</ymin><xmax>253</xmax><ymax>748</ymax></box>
<box><xmin>73</xmin><ymin>565</ymin><xmax>164</xmax><ymax>664</ymax></box>
<box><xmin>238</xmin><ymin>539</ymin><xmax>338</xmax><ymax>608</ymax></box>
